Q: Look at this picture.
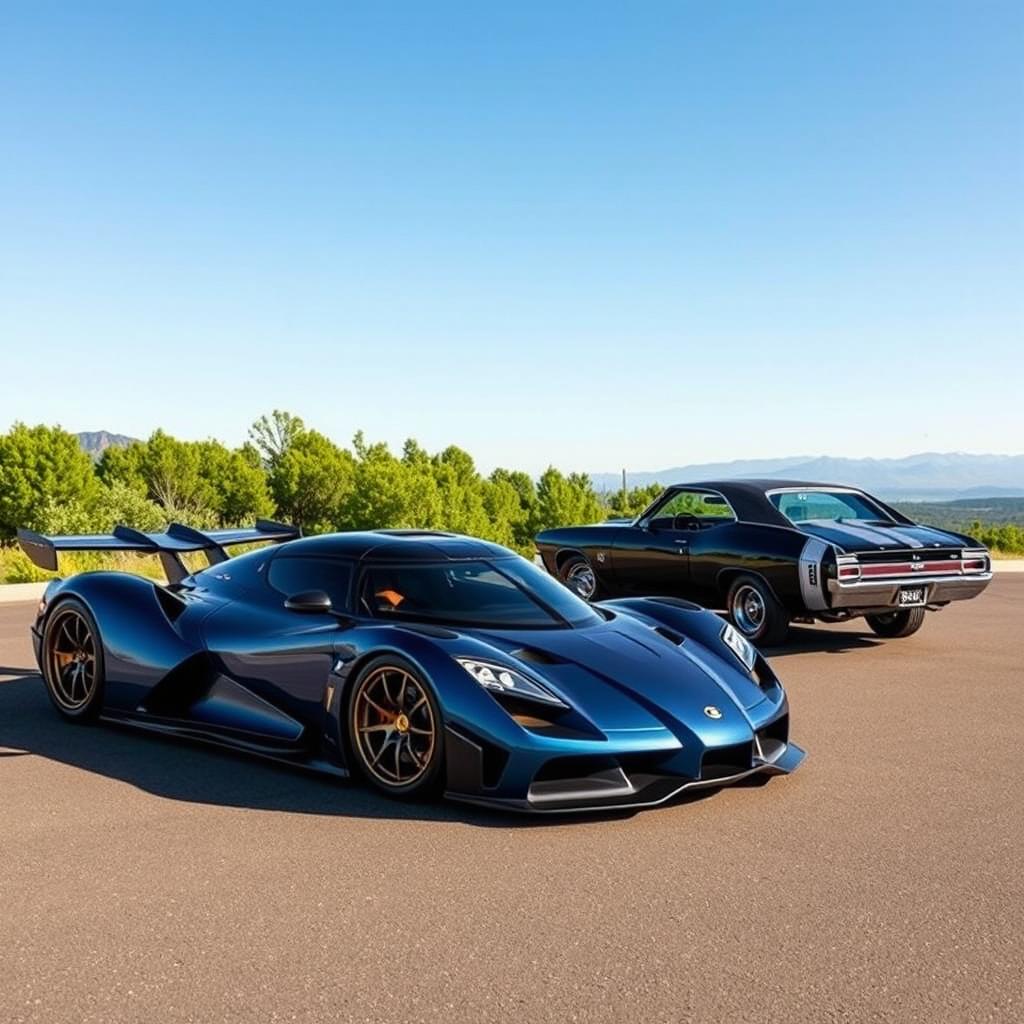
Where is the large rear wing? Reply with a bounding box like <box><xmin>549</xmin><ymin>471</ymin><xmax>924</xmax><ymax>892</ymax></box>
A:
<box><xmin>17</xmin><ymin>519</ymin><xmax>300</xmax><ymax>584</ymax></box>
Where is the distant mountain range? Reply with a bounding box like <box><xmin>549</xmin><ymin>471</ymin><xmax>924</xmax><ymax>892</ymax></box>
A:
<box><xmin>590</xmin><ymin>453</ymin><xmax>1024</xmax><ymax>501</ymax></box>
<box><xmin>75</xmin><ymin>432</ymin><xmax>1024</xmax><ymax>501</ymax></box>
<box><xmin>76</xmin><ymin>431</ymin><xmax>138</xmax><ymax>459</ymax></box>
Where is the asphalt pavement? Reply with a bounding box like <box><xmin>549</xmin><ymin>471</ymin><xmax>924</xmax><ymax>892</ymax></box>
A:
<box><xmin>2</xmin><ymin>580</ymin><xmax>1022</xmax><ymax>1023</ymax></box>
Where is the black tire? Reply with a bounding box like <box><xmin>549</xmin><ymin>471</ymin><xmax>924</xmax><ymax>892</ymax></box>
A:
<box><xmin>346</xmin><ymin>655</ymin><xmax>445</xmax><ymax>800</ymax></box>
<box><xmin>40</xmin><ymin>597</ymin><xmax>105</xmax><ymax>722</ymax></box>
<box><xmin>558</xmin><ymin>553</ymin><xmax>603</xmax><ymax>601</ymax></box>
<box><xmin>865</xmin><ymin>607</ymin><xmax>926</xmax><ymax>638</ymax></box>
<box><xmin>726</xmin><ymin>574</ymin><xmax>790</xmax><ymax>646</ymax></box>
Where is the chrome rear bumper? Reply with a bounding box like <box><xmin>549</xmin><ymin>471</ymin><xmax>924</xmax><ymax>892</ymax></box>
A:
<box><xmin>827</xmin><ymin>572</ymin><xmax>992</xmax><ymax>610</ymax></box>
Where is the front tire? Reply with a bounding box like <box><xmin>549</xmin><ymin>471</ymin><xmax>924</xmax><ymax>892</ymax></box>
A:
<box><xmin>865</xmin><ymin>607</ymin><xmax>926</xmax><ymax>638</ymax></box>
<box><xmin>558</xmin><ymin>553</ymin><xmax>602</xmax><ymax>601</ymax></box>
<box><xmin>41</xmin><ymin>598</ymin><xmax>105</xmax><ymax>721</ymax></box>
<box><xmin>726</xmin><ymin>575</ymin><xmax>790</xmax><ymax>645</ymax></box>
<box><xmin>346</xmin><ymin>656</ymin><xmax>445</xmax><ymax>800</ymax></box>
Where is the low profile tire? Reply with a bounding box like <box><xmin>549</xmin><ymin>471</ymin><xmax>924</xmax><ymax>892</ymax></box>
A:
<box><xmin>865</xmin><ymin>607</ymin><xmax>926</xmax><ymax>638</ymax></box>
<box><xmin>726</xmin><ymin>575</ymin><xmax>790</xmax><ymax>646</ymax></box>
<box><xmin>41</xmin><ymin>598</ymin><xmax>105</xmax><ymax>721</ymax></box>
<box><xmin>558</xmin><ymin>553</ymin><xmax>602</xmax><ymax>602</ymax></box>
<box><xmin>346</xmin><ymin>656</ymin><xmax>445</xmax><ymax>800</ymax></box>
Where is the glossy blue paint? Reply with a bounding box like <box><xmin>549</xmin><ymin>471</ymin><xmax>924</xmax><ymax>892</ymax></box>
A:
<box><xmin>27</xmin><ymin>529</ymin><xmax>804</xmax><ymax>812</ymax></box>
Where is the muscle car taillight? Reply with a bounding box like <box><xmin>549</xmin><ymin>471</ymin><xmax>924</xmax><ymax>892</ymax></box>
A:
<box><xmin>836</xmin><ymin>556</ymin><xmax>860</xmax><ymax>580</ymax></box>
<box><xmin>961</xmin><ymin>550</ymin><xmax>988</xmax><ymax>573</ymax></box>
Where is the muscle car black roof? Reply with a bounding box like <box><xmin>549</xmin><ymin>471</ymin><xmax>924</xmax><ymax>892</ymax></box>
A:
<box><xmin>666</xmin><ymin>478</ymin><xmax>910</xmax><ymax>527</ymax></box>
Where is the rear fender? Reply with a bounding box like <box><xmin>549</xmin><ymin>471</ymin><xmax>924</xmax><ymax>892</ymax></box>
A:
<box><xmin>43</xmin><ymin>572</ymin><xmax>210</xmax><ymax>712</ymax></box>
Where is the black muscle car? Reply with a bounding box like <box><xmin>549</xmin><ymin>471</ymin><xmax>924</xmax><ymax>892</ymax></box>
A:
<box><xmin>535</xmin><ymin>480</ymin><xmax>992</xmax><ymax>644</ymax></box>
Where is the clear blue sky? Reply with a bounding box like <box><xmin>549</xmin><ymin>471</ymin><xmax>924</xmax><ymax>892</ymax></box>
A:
<box><xmin>1</xmin><ymin>1</ymin><xmax>1021</xmax><ymax>474</ymax></box>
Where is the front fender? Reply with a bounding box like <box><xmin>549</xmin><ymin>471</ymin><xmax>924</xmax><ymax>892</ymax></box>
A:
<box><xmin>599</xmin><ymin>596</ymin><xmax>779</xmax><ymax>692</ymax></box>
<box><xmin>329</xmin><ymin>626</ymin><xmax>542</xmax><ymax>758</ymax></box>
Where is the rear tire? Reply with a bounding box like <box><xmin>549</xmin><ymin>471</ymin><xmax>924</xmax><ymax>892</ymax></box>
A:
<box><xmin>558</xmin><ymin>553</ymin><xmax>602</xmax><ymax>601</ymax></box>
<box><xmin>726</xmin><ymin>575</ymin><xmax>790</xmax><ymax>646</ymax></box>
<box><xmin>41</xmin><ymin>598</ymin><xmax>105</xmax><ymax>722</ymax></box>
<box><xmin>865</xmin><ymin>607</ymin><xmax>926</xmax><ymax>638</ymax></box>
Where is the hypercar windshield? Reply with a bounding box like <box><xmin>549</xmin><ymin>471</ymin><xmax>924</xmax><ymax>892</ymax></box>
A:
<box><xmin>360</xmin><ymin>557</ymin><xmax>602</xmax><ymax>629</ymax></box>
<box><xmin>769</xmin><ymin>489</ymin><xmax>893</xmax><ymax>525</ymax></box>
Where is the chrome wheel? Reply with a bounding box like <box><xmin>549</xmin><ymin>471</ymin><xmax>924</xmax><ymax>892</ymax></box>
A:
<box><xmin>732</xmin><ymin>584</ymin><xmax>765</xmax><ymax>636</ymax></box>
<box><xmin>352</xmin><ymin>666</ymin><xmax>437</xmax><ymax>789</ymax></box>
<box><xmin>45</xmin><ymin>607</ymin><xmax>98</xmax><ymax>711</ymax></box>
<box><xmin>564</xmin><ymin>560</ymin><xmax>596</xmax><ymax>601</ymax></box>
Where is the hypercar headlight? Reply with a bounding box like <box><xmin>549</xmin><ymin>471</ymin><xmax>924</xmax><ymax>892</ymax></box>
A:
<box><xmin>456</xmin><ymin>658</ymin><xmax>567</xmax><ymax>708</ymax></box>
<box><xmin>721</xmin><ymin>623</ymin><xmax>757</xmax><ymax>671</ymax></box>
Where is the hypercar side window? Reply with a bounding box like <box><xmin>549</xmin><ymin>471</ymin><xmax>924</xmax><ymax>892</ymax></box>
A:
<box><xmin>267</xmin><ymin>556</ymin><xmax>354</xmax><ymax>611</ymax></box>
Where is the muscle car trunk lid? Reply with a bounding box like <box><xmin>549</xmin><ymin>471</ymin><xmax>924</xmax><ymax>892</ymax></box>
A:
<box><xmin>796</xmin><ymin>520</ymin><xmax>965</xmax><ymax>555</ymax></box>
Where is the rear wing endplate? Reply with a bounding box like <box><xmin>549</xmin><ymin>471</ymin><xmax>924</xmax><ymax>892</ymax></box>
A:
<box><xmin>17</xmin><ymin>519</ymin><xmax>300</xmax><ymax>584</ymax></box>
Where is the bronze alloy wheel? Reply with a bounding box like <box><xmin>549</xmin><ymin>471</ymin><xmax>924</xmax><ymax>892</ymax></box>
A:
<box><xmin>45</xmin><ymin>606</ymin><xmax>99</xmax><ymax>712</ymax></box>
<box><xmin>351</xmin><ymin>665</ymin><xmax>438</xmax><ymax>790</ymax></box>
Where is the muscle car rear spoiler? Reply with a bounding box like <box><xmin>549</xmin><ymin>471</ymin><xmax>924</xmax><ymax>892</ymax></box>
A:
<box><xmin>17</xmin><ymin>519</ymin><xmax>300</xmax><ymax>584</ymax></box>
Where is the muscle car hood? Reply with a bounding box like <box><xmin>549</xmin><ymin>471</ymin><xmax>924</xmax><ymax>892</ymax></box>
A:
<box><xmin>471</xmin><ymin>616</ymin><xmax>766</xmax><ymax>736</ymax></box>
<box><xmin>796</xmin><ymin>520</ymin><xmax>965</xmax><ymax>553</ymax></box>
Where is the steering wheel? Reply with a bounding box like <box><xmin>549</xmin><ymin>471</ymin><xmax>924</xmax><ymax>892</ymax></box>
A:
<box><xmin>672</xmin><ymin>513</ymin><xmax>702</xmax><ymax>531</ymax></box>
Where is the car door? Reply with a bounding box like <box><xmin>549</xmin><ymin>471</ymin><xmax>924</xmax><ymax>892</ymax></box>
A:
<box><xmin>611</xmin><ymin>491</ymin><xmax>695</xmax><ymax>596</ymax></box>
<box><xmin>201</xmin><ymin>555</ymin><xmax>355</xmax><ymax>745</ymax></box>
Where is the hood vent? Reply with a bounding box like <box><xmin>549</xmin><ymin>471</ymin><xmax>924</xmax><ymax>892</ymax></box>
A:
<box><xmin>510</xmin><ymin>646</ymin><xmax>565</xmax><ymax>666</ymax></box>
<box><xmin>652</xmin><ymin>625</ymin><xmax>685</xmax><ymax>646</ymax></box>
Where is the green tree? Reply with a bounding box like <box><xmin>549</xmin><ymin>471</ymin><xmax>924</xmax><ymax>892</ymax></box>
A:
<box><xmin>0</xmin><ymin>423</ymin><xmax>100</xmax><ymax>538</ymax></box>
<box><xmin>535</xmin><ymin>467</ymin><xmax>603</xmax><ymax>531</ymax></box>
<box><xmin>96</xmin><ymin>440</ymin><xmax>146</xmax><ymax>493</ymax></box>
<box><xmin>430</xmin><ymin>446</ymin><xmax>491</xmax><ymax>537</ymax></box>
<box><xmin>606</xmin><ymin>482</ymin><xmax>662</xmax><ymax>518</ymax></box>
<box><xmin>195</xmin><ymin>440</ymin><xmax>275</xmax><ymax>524</ymax></box>
<box><xmin>249</xmin><ymin>410</ymin><xmax>305</xmax><ymax>469</ymax></box>
<box><xmin>38</xmin><ymin>480</ymin><xmax>167</xmax><ymax>535</ymax></box>
<box><xmin>481</xmin><ymin>477</ymin><xmax>522</xmax><ymax>550</ymax></box>
<box><xmin>490</xmin><ymin>468</ymin><xmax>538</xmax><ymax>548</ymax></box>
<box><xmin>341</xmin><ymin>435</ymin><xmax>442</xmax><ymax>530</ymax></box>
<box><xmin>270</xmin><ymin>429</ymin><xmax>354</xmax><ymax>532</ymax></box>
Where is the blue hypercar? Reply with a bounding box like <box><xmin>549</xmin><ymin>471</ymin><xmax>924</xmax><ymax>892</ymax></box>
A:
<box><xmin>18</xmin><ymin>522</ymin><xmax>805</xmax><ymax>813</ymax></box>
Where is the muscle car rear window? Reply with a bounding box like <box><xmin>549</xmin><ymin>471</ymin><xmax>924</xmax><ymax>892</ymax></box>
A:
<box><xmin>769</xmin><ymin>490</ymin><xmax>891</xmax><ymax>524</ymax></box>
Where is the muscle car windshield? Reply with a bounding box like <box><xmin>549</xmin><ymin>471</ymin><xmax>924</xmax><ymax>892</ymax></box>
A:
<box><xmin>360</xmin><ymin>559</ymin><xmax>602</xmax><ymax>629</ymax></box>
<box><xmin>769</xmin><ymin>489</ymin><xmax>891</xmax><ymax>524</ymax></box>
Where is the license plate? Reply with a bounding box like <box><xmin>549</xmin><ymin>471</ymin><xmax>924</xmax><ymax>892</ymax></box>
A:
<box><xmin>898</xmin><ymin>587</ymin><xmax>926</xmax><ymax>606</ymax></box>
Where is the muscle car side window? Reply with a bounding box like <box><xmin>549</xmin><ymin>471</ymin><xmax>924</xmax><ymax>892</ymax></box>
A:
<box><xmin>648</xmin><ymin>489</ymin><xmax>737</xmax><ymax>530</ymax></box>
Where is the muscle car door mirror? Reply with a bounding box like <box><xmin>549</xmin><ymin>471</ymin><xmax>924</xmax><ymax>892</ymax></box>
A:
<box><xmin>284</xmin><ymin>589</ymin><xmax>333</xmax><ymax>613</ymax></box>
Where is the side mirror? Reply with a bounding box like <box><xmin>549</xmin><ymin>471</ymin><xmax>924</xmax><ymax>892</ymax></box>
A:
<box><xmin>284</xmin><ymin>589</ymin><xmax>332</xmax><ymax>613</ymax></box>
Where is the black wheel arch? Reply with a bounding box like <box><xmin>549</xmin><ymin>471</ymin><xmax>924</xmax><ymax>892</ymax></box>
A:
<box><xmin>553</xmin><ymin>547</ymin><xmax>588</xmax><ymax>575</ymax></box>
<box><xmin>715</xmin><ymin>567</ymin><xmax>787</xmax><ymax>611</ymax></box>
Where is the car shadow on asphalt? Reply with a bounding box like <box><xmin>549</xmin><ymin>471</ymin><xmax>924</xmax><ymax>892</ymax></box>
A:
<box><xmin>762</xmin><ymin>625</ymin><xmax>884</xmax><ymax>657</ymax></box>
<box><xmin>0</xmin><ymin>663</ymin><xmax>39</xmax><ymax>678</ymax></box>
<box><xmin>0</xmin><ymin>674</ymin><xmax>733</xmax><ymax>828</ymax></box>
